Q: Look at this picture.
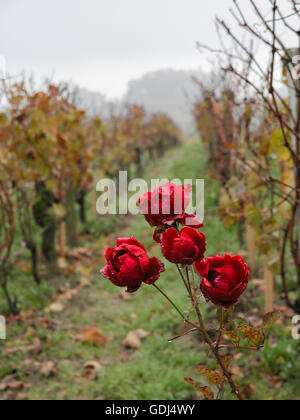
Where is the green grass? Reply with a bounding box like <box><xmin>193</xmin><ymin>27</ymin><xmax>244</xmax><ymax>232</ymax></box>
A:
<box><xmin>1</xmin><ymin>139</ymin><xmax>300</xmax><ymax>400</ymax></box>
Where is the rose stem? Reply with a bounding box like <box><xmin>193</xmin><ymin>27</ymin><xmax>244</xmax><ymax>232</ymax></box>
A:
<box><xmin>176</xmin><ymin>265</ymin><xmax>192</xmax><ymax>296</ymax></box>
<box><xmin>218</xmin><ymin>345</ymin><xmax>264</xmax><ymax>351</ymax></box>
<box><xmin>153</xmin><ymin>284</ymin><xmax>185</xmax><ymax>320</ymax></box>
<box><xmin>216</xmin><ymin>308</ymin><xmax>224</xmax><ymax>350</ymax></box>
<box><xmin>188</xmin><ymin>266</ymin><xmax>244</xmax><ymax>401</ymax></box>
<box><xmin>185</xmin><ymin>267</ymin><xmax>193</xmax><ymax>296</ymax></box>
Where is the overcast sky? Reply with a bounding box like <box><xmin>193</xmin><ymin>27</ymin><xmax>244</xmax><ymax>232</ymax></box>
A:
<box><xmin>0</xmin><ymin>0</ymin><xmax>297</xmax><ymax>99</ymax></box>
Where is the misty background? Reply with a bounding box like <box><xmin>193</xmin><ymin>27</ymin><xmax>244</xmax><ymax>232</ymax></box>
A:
<box><xmin>0</xmin><ymin>0</ymin><xmax>296</xmax><ymax>136</ymax></box>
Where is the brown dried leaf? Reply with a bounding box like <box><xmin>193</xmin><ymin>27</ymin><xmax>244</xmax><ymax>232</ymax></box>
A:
<box><xmin>40</xmin><ymin>361</ymin><xmax>59</xmax><ymax>377</ymax></box>
<box><xmin>197</xmin><ymin>368</ymin><xmax>222</xmax><ymax>387</ymax></box>
<box><xmin>45</xmin><ymin>301</ymin><xmax>65</xmax><ymax>314</ymax></box>
<box><xmin>6</xmin><ymin>338</ymin><xmax>42</xmax><ymax>355</ymax></box>
<box><xmin>221</xmin><ymin>329</ymin><xmax>240</xmax><ymax>346</ymax></box>
<box><xmin>0</xmin><ymin>375</ymin><xmax>25</xmax><ymax>392</ymax></box>
<box><xmin>80</xmin><ymin>328</ymin><xmax>107</xmax><ymax>347</ymax></box>
<box><xmin>122</xmin><ymin>329</ymin><xmax>149</xmax><ymax>349</ymax></box>
<box><xmin>184</xmin><ymin>378</ymin><xmax>214</xmax><ymax>400</ymax></box>
<box><xmin>82</xmin><ymin>361</ymin><xmax>103</xmax><ymax>379</ymax></box>
<box><xmin>235</xmin><ymin>325</ymin><xmax>264</xmax><ymax>347</ymax></box>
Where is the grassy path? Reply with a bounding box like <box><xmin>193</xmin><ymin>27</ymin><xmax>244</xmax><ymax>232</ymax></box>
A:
<box><xmin>1</xmin><ymin>139</ymin><xmax>299</xmax><ymax>400</ymax></box>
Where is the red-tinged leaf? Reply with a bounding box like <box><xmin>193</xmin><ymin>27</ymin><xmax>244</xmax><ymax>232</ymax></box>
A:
<box><xmin>184</xmin><ymin>378</ymin><xmax>214</xmax><ymax>400</ymax></box>
<box><xmin>263</xmin><ymin>311</ymin><xmax>279</xmax><ymax>336</ymax></box>
<box><xmin>235</xmin><ymin>325</ymin><xmax>264</xmax><ymax>347</ymax></box>
<box><xmin>197</xmin><ymin>368</ymin><xmax>222</xmax><ymax>387</ymax></box>
<box><xmin>221</xmin><ymin>329</ymin><xmax>240</xmax><ymax>346</ymax></box>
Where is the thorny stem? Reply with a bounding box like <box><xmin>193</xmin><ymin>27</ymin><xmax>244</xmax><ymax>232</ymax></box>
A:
<box><xmin>186</xmin><ymin>266</ymin><xmax>245</xmax><ymax>401</ymax></box>
<box><xmin>155</xmin><ymin>266</ymin><xmax>245</xmax><ymax>400</ymax></box>
<box><xmin>218</xmin><ymin>345</ymin><xmax>264</xmax><ymax>352</ymax></box>
<box><xmin>153</xmin><ymin>284</ymin><xmax>185</xmax><ymax>320</ymax></box>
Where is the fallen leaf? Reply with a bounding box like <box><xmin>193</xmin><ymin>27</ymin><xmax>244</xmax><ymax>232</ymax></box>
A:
<box><xmin>122</xmin><ymin>329</ymin><xmax>150</xmax><ymax>349</ymax></box>
<box><xmin>78</xmin><ymin>328</ymin><xmax>107</xmax><ymax>347</ymax></box>
<box><xmin>6</xmin><ymin>338</ymin><xmax>42</xmax><ymax>355</ymax></box>
<box><xmin>123</xmin><ymin>331</ymin><xmax>141</xmax><ymax>349</ymax></box>
<box><xmin>57</xmin><ymin>288</ymin><xmax>78</xmax><ymax>301</ymax></box>
<box><xmin>0</xmin><ymin>375</ymin><xmax>25</xmax><ymax>392</ymax></box>
<box><xmin>40</xmin><ymin>361</ymin><xmax>59</xmax><ymax>377</ymax></box>
<box><xmin>136</xmin><ymin>329</ymin><xmax>150</xmax><ymax>339</ymax></box>
<box><xmin>45</xmin><ymin>302</ymin><xmax>65</xmax><ymax>314</ymax></box>
<box><xmin>82</xmin><ymin>361</ymin><xmax>103</xmax><ymax>379</ymax></box>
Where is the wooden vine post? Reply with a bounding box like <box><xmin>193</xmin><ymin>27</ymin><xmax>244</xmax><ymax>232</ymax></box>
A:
<box><xmin>92</xmin><ymin>177</ymin><xmax>99</xmax><ymax>220</ymax></box>
<box><xmin>246</xmin><ymin>223</ymin><xmax>256</xmax><ymax>272</ymax></box>
<box><xmin>59</xmin><ymin>221</ymin><xmax>66</xmax><ymax>259</ymax></box>
<box><xmin>287</xmin><ymin>48</ymin><xmax>300</xmax><ymax>276</ymax></box>
<box><xmin>264</xmin><ymin>262</ymin><xmax>275</xmax><ymax>313</ymax></box>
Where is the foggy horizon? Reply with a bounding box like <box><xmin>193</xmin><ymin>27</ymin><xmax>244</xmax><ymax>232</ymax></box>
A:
<box><xmin>1</xmin><ymin>0</ymin><xmax>296</xmax><ymax>99</ymax></box>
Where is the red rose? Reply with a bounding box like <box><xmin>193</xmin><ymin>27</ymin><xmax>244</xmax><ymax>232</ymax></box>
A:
<box><xmin>161</xmin><ymin>227</ymin><xmax>206</xmax><ymax>265</ymax></box>
<box><xmin>153</xmin><ymin>214</ymin><xmax>204</xmax><ymax>244</ymax></box>
<box><xmin>195</xmin><ymin>254</ymin><xmax>249</xmax><ymax>308</ymax></box>
<box><xmin>178</xmin><ymin>213</ymin><xmax>204</xmax><ymax>229</ymax></box>
<box><xmin>101</xmin><ymin>237</ymin><xmax>165</xmax><ymax>293</ymax></box>
<box><xmin>139</xmin><ymin>182</ymin><xmax>192</xmax><ymax>227</ymax></box>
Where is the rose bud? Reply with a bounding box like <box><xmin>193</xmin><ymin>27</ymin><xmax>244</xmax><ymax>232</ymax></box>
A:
<box><xmin>195</xmin><ymin>254</ymin><xmax>249</xmax><ymax>308</ymax></box>
<box><xmin>139</xmin><ymin>182</ymin><xmax>192</xmax><ymax>227</ymax></box>
<box><xmin>161</xmin><ymin>226</ymin><xmax>206</xmax><ymax>265</ymax></box>
<box><xmin>101</xmin><ymin>237</ymin><xmax>165</xmax><ymax>293</ymax></box>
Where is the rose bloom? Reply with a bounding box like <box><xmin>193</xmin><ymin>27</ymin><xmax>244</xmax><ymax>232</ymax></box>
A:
<box><xmin>139</xmin><ymin>182</ymin><xmax>192</xmax><ymax>227</ymax></box>
<box><xmin>195</xmin><ymin>254</ymin><xmax>249</xmax><ymax>308</ymax></box>
<box><xmin>161</xmin><ymin>227</ymin><xmax>206</xmax><ymax>265</ymax></box>
<box><xmin>101</xmin><ymin>237</ymin><xmax>165</xmax><ymax>293</ymax></box>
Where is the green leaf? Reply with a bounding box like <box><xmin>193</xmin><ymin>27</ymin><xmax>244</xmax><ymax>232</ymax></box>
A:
<box><xmin>263</xmin><ymin>311</ymin><xmax>279</xmax><ymax>336</ymax></box>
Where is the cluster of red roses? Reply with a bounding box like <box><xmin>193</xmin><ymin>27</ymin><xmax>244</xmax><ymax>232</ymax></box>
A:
<box><xmin>102</xmin><ymin>183</ymin><xmax>249</xmax><ymax>308</ymax></box>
